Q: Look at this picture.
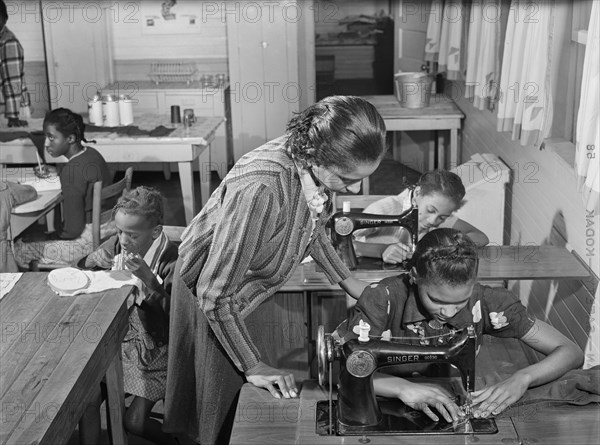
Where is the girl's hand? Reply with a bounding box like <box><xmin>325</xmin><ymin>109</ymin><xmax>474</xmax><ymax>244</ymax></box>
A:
<box><xmin>470</xmin><ymin>372</ymin><xmax>531</xmax><ymax>418</ymax></box>
<box><xmin>85</xmin><ymin>248</ymin><xmax>113</xmax><ymax>269</ymax></box>
<box><xmin>245</xmin><ymin>361</ymin><xmax>298</xmax><ymax>399</ymax></box>
<box><xmin>387</xmin><ymin>380</ymin><xmax>461</xmax><ymax>422</ymax></box>
<box><xmin>381</xmin><ymin>242</ymin><xmax>413</xmax><ymax>264</ymax></box>
<box><xmin>123</xmin><ymin>253</ymin><xmax>155</xmax><ymax>287</ymax></box>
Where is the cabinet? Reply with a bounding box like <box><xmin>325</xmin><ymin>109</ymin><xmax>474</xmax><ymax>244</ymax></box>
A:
<box><xmin>226</xmin><ymin>1</ymin><xmax>303</xmax><ymax>160</ymax></box>
<box><xmin>104</xmin><ymin>82</ymin><xmax>232</xmax><ymax>178</ymax></box>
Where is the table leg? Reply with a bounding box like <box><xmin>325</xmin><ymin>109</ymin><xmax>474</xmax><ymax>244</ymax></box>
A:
<box><xmin>105</xmin><ymin>350</ymin><xmax>129</xmax><ymax>445</ymax></box>
<box><xmin>178</xmin><ymin>161</ymin><xmax>196</xmax><ymax>224</ymax></box>
<box><xmin>197</xmin><ymin>143</ymin><xmax>211</xmax><ymax>209</ymax></box>
<box><xmin>450</xmin><ymin>128</ymin><xmax>459</xmax><ymax>168</ymax></box>
<box><xmin>438</xmin><ymin>131</ymin><xmax>446</xmax><ymax>169</ymax></box>
<box><xmin>162</xmin><ymin>163</ymin><xmax>172</xmax><ymax>181</ymax></box>
<box><xmin>428</xmin><ymin>135</ymin><xmax>436</xmax><ymax>170</ymax></box>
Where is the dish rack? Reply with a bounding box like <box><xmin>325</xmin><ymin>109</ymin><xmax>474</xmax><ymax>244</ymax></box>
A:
<box><xmin>149</xmin><ymin>62</ymin><xmax>198</xmax><ymax>84</ymax></box>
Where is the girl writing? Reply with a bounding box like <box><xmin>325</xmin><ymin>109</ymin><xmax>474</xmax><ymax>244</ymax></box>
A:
<box><xmin>14</xmin><ymin>108</ymin><xmax>112</xmax><ymax>267</ymax></box>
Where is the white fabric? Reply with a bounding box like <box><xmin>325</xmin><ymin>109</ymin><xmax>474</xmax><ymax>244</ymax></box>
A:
<box><xmin>426</xmin><ymin>0</ymin><xmax>466</xmax><ymax>80</ymax></box>
<box><xmin>425</xmin><ymin>0</ymin><xmax>444</xmax><ymax>63</ymax></box>
<box><xmin>575</xmin><ymin>0</ymin><xmax>600</xmax><ymax>212</ymax></box>
<box><xmin>465</xmin><ymin>0</ymin><xmax>501</xmax><ymax>110</ymax></box>
<box><xmin>497</xmin><ymin>0</ymin><xmax>554</xmax><ymax>148</ymax></box>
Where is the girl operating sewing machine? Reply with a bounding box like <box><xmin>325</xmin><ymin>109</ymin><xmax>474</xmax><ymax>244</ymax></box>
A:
<box><xmin>334</xmin><ymin>228</ymin><xmax>583</xmax><ymax>424</ymax></box>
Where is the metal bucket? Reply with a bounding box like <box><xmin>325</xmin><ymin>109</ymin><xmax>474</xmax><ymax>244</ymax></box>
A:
<box><xmin>394</xmin><ymin>72</ymin><xmax>435</xmax><ymax>109</ymax></box>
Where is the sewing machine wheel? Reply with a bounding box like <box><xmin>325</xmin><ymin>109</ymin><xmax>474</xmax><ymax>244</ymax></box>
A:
<box><xmin>316</xmin><ymin>325</ymin><xmax>332</xmax><ymax>388</ymax></box>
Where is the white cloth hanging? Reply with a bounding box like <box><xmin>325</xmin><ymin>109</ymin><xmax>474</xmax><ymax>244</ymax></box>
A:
<box><xmin>575</xmin><ymin>0</ymin><xmax>600</xmax><ymax>212</ymax></box>
<box><xmin>465</xmin><ymin>0</ymin><xmax>501</xmax><ymax>110</ymax></box>
<box><xmin>497</xmin><ymin>0</ymin><xmax>554</xmax><ymax>148</ymax></box>
<box><xmin>425</xmin><ymin>0</ymin><xmax>465</xmax><ymax>80</ymax></box>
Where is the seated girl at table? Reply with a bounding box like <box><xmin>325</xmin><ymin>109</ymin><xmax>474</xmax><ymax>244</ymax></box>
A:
<box><xmin>13</xmin><ymin>107</ymin><xmax>113</xmax><ymax>267</ymax></box>
<box><xmin>78</xmin><ymin>186</ymin><xmax>179</xmax><ymax>445</ymax></box>
<box><xmin>334</xmin><ymin>228</ymin><xmax>583</xmax><ymax>423</ymax></box>
<box><xmin>353</xmin><ymin>170</ymin><xmax>489</xmax><ymax>264</ymax></box>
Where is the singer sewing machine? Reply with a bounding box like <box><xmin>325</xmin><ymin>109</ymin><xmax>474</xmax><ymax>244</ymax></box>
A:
<box><xmin>315</xmin><ymin>324</ymin><xmax>498</xmax><ymax>436</ymax></box>
<box><xmin>329</xmin><ymin>203</ymin><xmax>419</xmax><ymax>270</ymax></box>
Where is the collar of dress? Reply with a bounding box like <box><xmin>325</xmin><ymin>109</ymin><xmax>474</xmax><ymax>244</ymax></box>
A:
<box><xmin>294</xmin><ymin>160</ymin><xmax>328</xmax><ymax>220</ymax></box>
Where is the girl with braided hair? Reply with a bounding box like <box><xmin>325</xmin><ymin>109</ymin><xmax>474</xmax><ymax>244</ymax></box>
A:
<box><xmin>14</xmin><ymin>107</ymin><xmax>112</xmax><ymax>267</ymax></box>
<box><xmin>335</xmin><ymin>228</ymin><xmax>583</xmax><ymax>423</ymax></box>
<box><xmin>164</xmin><ymin>95</ymin><xmax>387</xmax><ymax>444</ymax></box>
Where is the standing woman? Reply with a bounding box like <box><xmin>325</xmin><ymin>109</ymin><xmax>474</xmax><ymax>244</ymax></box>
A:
<box><xmin>13</xmin><ymin>108</ymin><xmax>113</xmax><ymax>267</ymax></box>
<box><xmin>164</xmin><ymin>96</ymin><xmax>387</xmax><ymax>444</ymax></box>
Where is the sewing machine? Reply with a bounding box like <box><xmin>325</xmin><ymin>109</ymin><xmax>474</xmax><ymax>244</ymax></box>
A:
<box><xmin>315</xmin><ymin>324</ymin><xmax>498</xmax><ymax>436</ymax></box>
<box><xmin>329</xmin><ymin>203</ymin><xmax>419</xmax><ymax>270</ymax></box>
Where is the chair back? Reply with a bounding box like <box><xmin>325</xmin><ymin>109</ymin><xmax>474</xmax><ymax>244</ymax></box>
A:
<box><xmin>91</xmin><ymin>167</ymin><xmax>133</xmax><ymax>249</ymax></box>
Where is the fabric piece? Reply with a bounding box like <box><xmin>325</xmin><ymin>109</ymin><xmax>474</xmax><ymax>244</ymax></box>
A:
<box><xmin>0</xmin><ymin>26</ymin><xmax>27</xmax><ymax>119</ymax></box>
<box><xmin>84</xmin><ymin>124</ymin><xmax>175</xmax><ymax>137</ymax></box>
<box><xmin>498</xmin><ymin>366</ymin><xmax>600</xmax><ymax>418</ymax></box>
<box><xmin>575</xmin><ymin>0</ymin><xmax>600</xmax><ymax>212</ymax></box>
<box><xmin>497</xmin><ymin>0</ymin><xmax>555</xmax><ymax>147</ymax></box>
<box><xmin>437</xmin><ymin>0</ymin><xmax>466</xmax><ymax>80</ymax></box>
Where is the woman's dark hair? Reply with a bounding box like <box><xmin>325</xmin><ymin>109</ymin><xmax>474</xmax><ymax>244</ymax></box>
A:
<box><xmin>0</xmin><ymin>1</ymin><xmax>8</xmax><ymax>23</ymax></box>
<box><xmin>285</xmin><ymin>95</ymin><xmax>386</xmax><ymax>172</ymax></box>
<box><xmin>113</xmin><ymin>186</ymin><xmax>164</xmax><ymax>227</ymax></box>
<box><xmin>410</xmin><ymin>228</ymin><xmax>479</xmax><ymax>286</ymax></box>
<box><xmin>43</xmin><ymin>108</ymin><xmax>91</xmax><ymax>143</ymax></box>
<box><xmin>417</xmin><ymin>170</ymin><xmax>466</xmax><ymax>208</ymax></box>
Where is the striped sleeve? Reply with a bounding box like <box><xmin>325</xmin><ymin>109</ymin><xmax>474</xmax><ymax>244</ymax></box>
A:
<box><xmin>195</xmin><ymin>181</ymin><xmax>281</xmax><ymax>372</ymax></box>
<box><xmin>310</xmin><ymin>224</ymin><xmax>351</xmax><ymax>284</ymax></box>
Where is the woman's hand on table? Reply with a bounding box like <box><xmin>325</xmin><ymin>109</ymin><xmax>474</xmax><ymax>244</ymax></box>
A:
<box><xmin>470</xmin><ymin>371</ymin><xmax>531</xmax><ymax>418</ymax></box>
<box><xmin>381</xmin><ymin>242</ymin><xmax>413</xmax><ymax>264</ymax></box>
<box><xmin>245</xmin><ymin>361</ymin><xmax>298</xmax><ymax>399</ymax></box>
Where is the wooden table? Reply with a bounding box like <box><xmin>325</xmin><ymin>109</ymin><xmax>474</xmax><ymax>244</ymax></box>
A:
<box><xmin>0</xmin><ymin>273</ymin><xmax>133</xmax><ymax>445</ymax></box>
<box><xmin>9</xmin><ymin>189</ymin><xmax>62</xmax><ymax>239</ymax></box>
<box><xmin>230</xmin><ymin>380</ymin><xmax>599</xmax><ymax>444</ymax></box>
<box><xmin>0</xmin><ymin>115</ymin><xmax>224</xmax><ymax>224</ymax></box>
<box><xmin>282</xmin><ymin>245</ymin><xmax>590</xmax><ymax>292</ymax></box>
<box><xmin>361</xmin><ymin>94</ymin><xmax>464</xmax><ymax>184</ymax></box>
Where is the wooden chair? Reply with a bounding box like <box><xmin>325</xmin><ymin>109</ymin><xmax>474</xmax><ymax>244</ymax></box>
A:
<box><xmin>29</xmin><ymin>168</ymin><xmax>133</xmax><ymax>270</ymax></box>
<box><xmin>91</xmin><ymin>167</ymin><xmax>133</xmax><ymax>250</ymax></box>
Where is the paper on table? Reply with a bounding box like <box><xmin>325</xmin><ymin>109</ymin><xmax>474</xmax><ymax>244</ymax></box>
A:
<box><xmin>51</xmin><ymin>270</ymin><xmax>142</xmax><ymax>297</ymax></box>
<box><xmin>0</xmin><ymin>273</ymin><xmax>23</xmax><ymax>301</ymax></box>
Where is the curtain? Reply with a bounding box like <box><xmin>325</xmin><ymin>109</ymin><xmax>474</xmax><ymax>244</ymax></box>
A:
<box><xmin>425</xmin><ymin>0</ymin><xmax>466</xmax><ymax>80</ymax></box>
<box><xmin>575</xmin><ymin>0</ymin><xmax>599</xmax><ymax>212</ymax></box>
<box><xmin>464</xmin><ymin>0</ymin><xmax>501</xmax><ymax>110</ymax></box>
<box><xmin>497</xmin><ymin>0</ymin><xmax>554</xmax><ymax>148</ymax></box>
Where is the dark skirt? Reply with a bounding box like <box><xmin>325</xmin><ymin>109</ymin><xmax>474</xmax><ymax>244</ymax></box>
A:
<box><xmin>163</xmin><ymin>258</ymin><xmax>244</xmax><ymax>445</ymax></box>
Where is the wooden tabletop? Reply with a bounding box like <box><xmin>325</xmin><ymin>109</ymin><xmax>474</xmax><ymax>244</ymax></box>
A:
<box><xmin>0</xmin><ymin>273</ymin><xmax>133</xmax><ymax>445</ymax></box>
<box><xmin>0</xmin><ymin>115</ymin><xmax>224</xmax><ymax>146</ymax></box>
<box><xmin>282</xmin><ymin>245</ymin><xmax>590</xmax><ymax>292</ymax></box>
<box><xmin>361</xmin><ymin>94</ymin><xmax>465</xmax><ymax>120</ymax></box>
<box><xmin>231</xmin><ymin>380</ymin><xmax>600</xmax><ymax>445</ymax></box>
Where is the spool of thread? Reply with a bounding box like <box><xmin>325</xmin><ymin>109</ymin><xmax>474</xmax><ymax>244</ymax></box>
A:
<box><xmin>88</xmin><ymin>94</ymin><xmax>103</xmax><ymax>125</ymax></box>
<box><xmin>118</xmin><ymin>95</ymin><xmax>134</xmax><ymax>126</ymax></box>
<box><xmin>342</xmin><ymin>201</ymin><xmax>351</xmax><ymax>213</ymax></box>
<box><xmin>102</xmin><ymin>94</ymin><xmax>120</xmax><ymax>127</ymax></box>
